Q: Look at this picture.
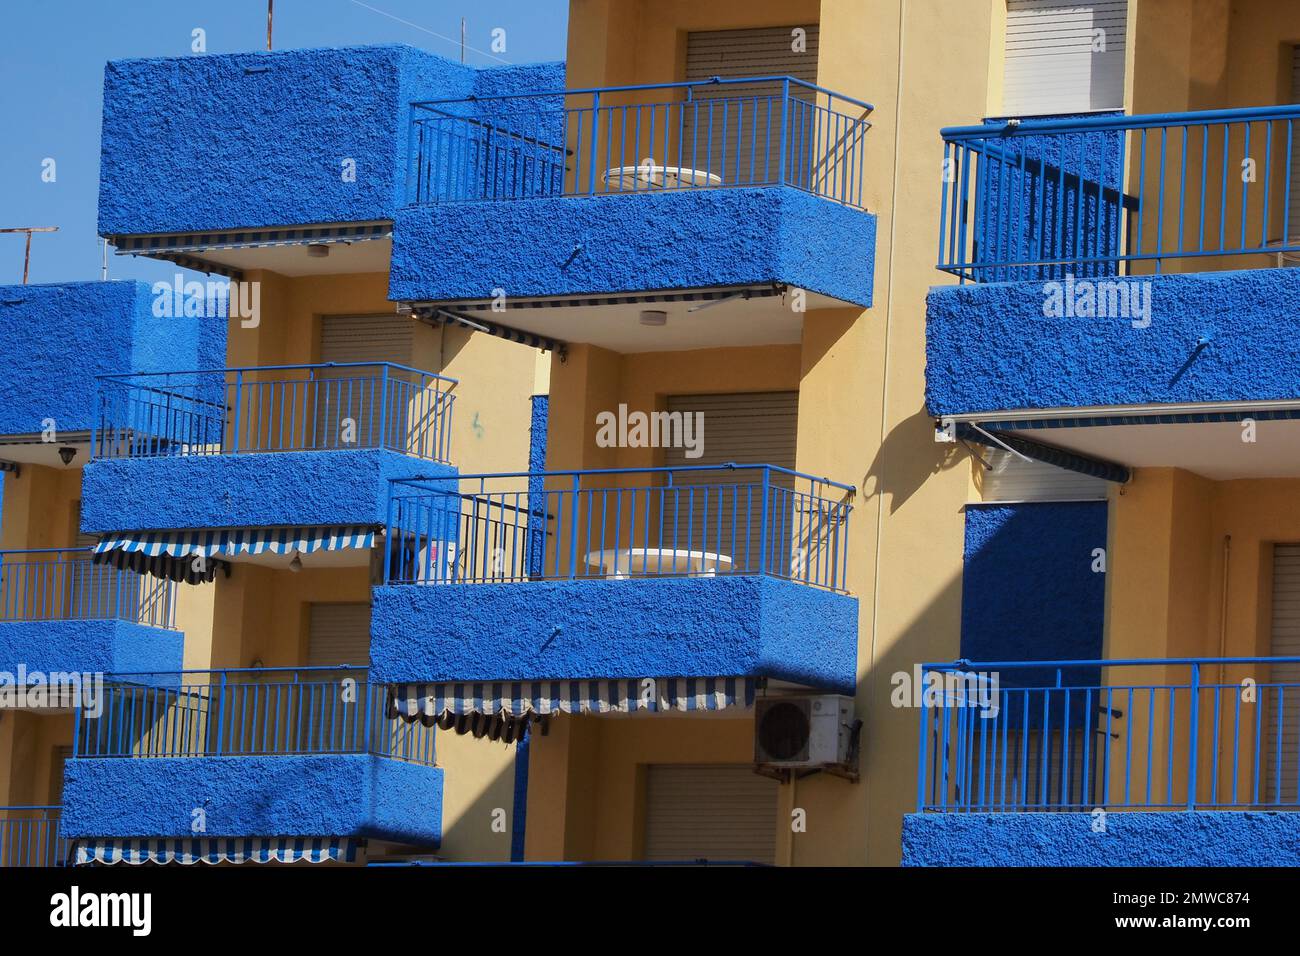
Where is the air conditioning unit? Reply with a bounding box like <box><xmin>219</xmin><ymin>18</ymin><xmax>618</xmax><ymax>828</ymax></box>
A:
<box><xmin>754</xmin><ymin>694</ymin><xmax>857</xmax><ymax>769</ymax></box>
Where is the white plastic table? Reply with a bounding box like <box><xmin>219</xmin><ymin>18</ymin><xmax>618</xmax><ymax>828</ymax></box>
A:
<box><xmin>601</xmin><ymin>165</ymin><xmax>723</xmax><ymax>190</ymax></box>
<box><xmin>584</xmin><ymin>547</ymin><xmax>732</xmax><ymax>579</ymax></box>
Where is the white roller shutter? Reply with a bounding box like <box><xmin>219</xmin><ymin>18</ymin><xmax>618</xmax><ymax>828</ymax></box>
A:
<box><xmin>1268</xmin><ymin>545</ymin><xmax>1300</xmax><ymax>803</ymax></box>
<box><xmin>1003</xmin><ymin>1</ymin><xmax>1128</xmax><ymax>116</ymax></box>
<box><xmin>307</xmin><ymin>603</ymin><xmax>371</xmax><ymax>668</ymax></box>
<box><xmin>316</xmin><ymin>315</ymin><xmax>415</xmax><ymax>449</ymax></box>
<box><xmin>979</xmin><ymin>448</ymin><xmax>1109</xmax><ymax>502</ymax></box>
<box><xmin>683</xmin><ymin>27</ymin><xmax>820</xmax><ymax>183</ymax></box>
<box><xmin>643</xmin><ymin>764</ymin><xmax>778</xmax><ymax>863</ymax></box>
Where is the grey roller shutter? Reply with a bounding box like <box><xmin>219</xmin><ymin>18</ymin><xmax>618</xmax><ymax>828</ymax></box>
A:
<box><xmin>643</xmin><ymin>764</ymin><xmax>778</xmax><ymax>863</ymax></box>
<box><xmin>307</xmin><ymin>603</ymin><xmax>371</xmax><ymax>668</ymax></box>
<box><xmin>683</xmin><ymin>26</ymin><xmax>820</xmax><ymax>183</ymax></box>
<box><xmin>1003</xmin><ymin>1</ymin><xmax>1128</xmax><ymax>116</ymax></box>
<box><xmin>316</xmin><ymin>314</ymin><xmax>415</xmax><ymax>450</ymax></box>
<box><xmin>1268</xmin><ymin>545</ymin><xmax>1300</xmax><ymax>803</ymax></box>
<box><xmin>663</xmin><ymin>392</ymin><xmax>798</xmax><ymax>565</ymax></box>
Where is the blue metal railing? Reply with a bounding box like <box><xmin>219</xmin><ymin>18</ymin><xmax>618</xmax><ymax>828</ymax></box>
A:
<box><xmin>0</xmin><ymin>807</ymin><xmax>67</xmax><ymax>867</ymax></box>
<box><xmin>384</xmin><ymin>464</ymin><xmax>854</xmax><ymax>593</ymax></box>
<box><xmin>410</xmin><ymin>77</ymin><xmax>874</xmax><ymax>209</ymax></box>
<box><xmin>93</xmin><ymin>363</ymin><xmax>456</xmax><ymax>463</ymax></box>
<box><xmin>938</xmin><ymin>105</ymin><xmax>1300</xmax><ymax>281</ymax></box>
<box><xmin>917</xmin><ymin>656</ymin><xmax>1300</xmax><ymax>812</ymax></box>
<box><xmin>0</xmin><ymin>548</ymin><xmax>176</xmax><ymax>629</ymax></box>
<box><xmin>73</xmin><ymin>667</ymin><xmax>435</xmax><ymax>765</ymax></box>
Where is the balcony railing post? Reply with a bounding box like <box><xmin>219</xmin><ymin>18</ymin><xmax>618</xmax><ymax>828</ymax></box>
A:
<box><xmin>587</xmin><ymin>90</ymin><xmax>601</xmax><ymax>196</ymax></box>
<box><xmin>777</xmin><ymin>78</ymin><xmax>791</xmax><ymax>187</ymax></box>
<box><xmin>229</xmin><ymin>370</ymin><xmax>243</xmax><ymax>453</ymax></box>
<box><xmin>379</xmin><ymin>363</ymin><xmax>392</xmax><ymax>451</ymax></box>
<box><xmin>568</xmin><ymin>473</ymin><xmax>581</xmax><ymax>579</ymax></box>
<box><xmin>1187</xmin><ymin>661</ymin><xmax>1200</xmax><ymax>810</ymax></box>
<box><xmin>212</xmin><ymin>671</ymin><xmax>226</xmax><ymax>757</ymax></box>
<box><xmin>916</xmin><ymin>664</ymin><xmax>930</xmax><ymax>811</ymax></box>
<box><xmin>758</xmin><ymin>466</ymin><xmax>772</xmax><ymax>576</ymax></box>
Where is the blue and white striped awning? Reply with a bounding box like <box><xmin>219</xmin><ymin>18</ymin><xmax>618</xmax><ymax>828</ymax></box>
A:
<box><xmin>93</xmin><ymin>526</ymin><xmax>377</xmax><ymax>583</ymax></box>
<box><xmin>111</xmin><ymin>222</ymin><xmax>392</xmax><ymax>255</ymax></box>
<box><xmin>391</xmin><ymin>678</ymin><xmax>755</xmax><ymax>741</ymax></box>
<box><xmin>95</xmin><ymin>525</ymin><xmax>375</xmax><ymax>558</ymax></box>
<box><xmin>73</xmin><ymin>837</ymin><xmax>359</xmax><ymax>866</ymax></box>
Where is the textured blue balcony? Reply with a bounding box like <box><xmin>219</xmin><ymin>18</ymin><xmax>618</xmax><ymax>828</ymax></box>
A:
<box><xmin>0</xmin><ymin>807</ymin><xmax>66</xmax><ymax>868</ymax></box>
<box><xmin>371</xmin><ymin>466</ymin><xmax>858</xmax><ymax>732</ymax></box>
<box><xmin>80</xmin><ymin>364</ymin><xmax>456</xmax><ymax>556</ymax></box>
<box><xmin>0</xmin><ymin>281</ymin><xmax>222</xmax><ymax>455</ymax></box>
<box><xmin>904</xmin><ymin>656</ymin><xmax>1300</xmax><ymax>866</ymax></box>
<box><xmin>390</xmin><ymin>78</ymin><xmax>877</xmax><ymax>346</ymax></box>
<box><xmin>60</xmin><ymin>668</ymin><xmax>442</xmax><ymax>860</ymax></box>
<box><xmin>98</xmin><ymin>44</ymin><xmax>563</xmax><ymax>237</ymax></box>
<box><xmin>0</xmin><ymin>549</ymin><xmax>181</xmax><ymax>680</ymax></box>
<box><xmin>928</xmin><ymin>107</ymin><xmax>1300</xmax><ymax>423</ymax></box>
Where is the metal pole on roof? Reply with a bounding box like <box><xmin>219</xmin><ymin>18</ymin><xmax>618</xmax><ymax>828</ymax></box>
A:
<box><xmin>0</xmin><ymin>226</ymin><xmax>59</xmax><ymax>284</ymax></box>
<box><xmin>460</xmin><ymin>18</ymin><xmax>465</xmax><ymax>63</ymax></box>
<box><xmin>267</xmin><ymin>0</ymin><xmax>274</xmax><ymax>51</ymax></box>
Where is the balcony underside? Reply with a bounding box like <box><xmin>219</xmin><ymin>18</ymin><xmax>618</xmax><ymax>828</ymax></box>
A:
<box><xmin>370</xmin><ymin>576</ymin><xmax>858</xmax><ymax>694</ymax></box>
<box><xmin>81</xmin><ymin>450</ymin><xmax>453</xmax><ymax>534</ymax></box>
<box><xmin>902</xmin><ymin>811</ymin><xmax>1300</xmax><ymax>866</ymax></box>
<box><xmin>390</xmin><ymin>187</ymin><xmax>876</xmax><ymax>339</ymax></box>
<box><xmin>60</xmin><ymin>754</ymin><xmax>442</xmax><ymax>846</ymax></box>
<box><xmin>0</xmin><ymin>620</ymin><xmax>181</xmax><ymax>685</ymax></box>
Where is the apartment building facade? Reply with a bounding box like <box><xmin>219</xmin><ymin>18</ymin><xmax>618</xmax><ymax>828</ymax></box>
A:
<box><xmin>3</xmin><ymin>0</ymin><xmax>1300</xmax><ymax>868</ymax></box>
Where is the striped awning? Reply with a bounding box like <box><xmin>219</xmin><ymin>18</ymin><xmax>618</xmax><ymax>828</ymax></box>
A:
<box><xmin>389</xmin><ymin>678</ymin><xmax>756</xmax><ymax>743</ymax></box>
<box><xmin>93</xmin><ymin>526</ymin><xmax>376</xmax><ymax>583</ymax></box>
<box><xmin>112</xmin><ymin>222</ymin><xmax>392</xmax><ymax>255</ymax></box>
<box><xmin>73</xmin><ymin>837</ymin><xmax>359</xmax><ymax>866</ymax></box>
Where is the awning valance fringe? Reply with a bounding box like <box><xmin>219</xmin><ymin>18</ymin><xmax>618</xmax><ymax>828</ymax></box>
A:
<box><xmin>92</xmin><ymin>525</ymin><xmax>377</xmax><ymax>583</ymax></box>
<box><xmin>388</xmin><ymin>677</ymin><xmax>756</xmax><ymax>742</ymax></box>
<box><xmin>73</xmin><ymin>837</ymin><xmax>359</xmax><ymax>866</ymax></box>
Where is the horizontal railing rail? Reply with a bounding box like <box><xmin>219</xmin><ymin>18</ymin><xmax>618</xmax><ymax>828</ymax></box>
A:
<box><xmin>410</xmin><ymin>76</ymin><xmax>873</xmax><ymax>209</ymax></box>
<box><xmin>0</xmin><ymin>548</ymin><xmax>176</xmax><ymax>629</ymax></box>
<box><xmin>0</xmin><ymin>807</ymin><xmax>66</xmax><ymax>868</ymax></box>
<box><xmin>73</xmin><ymin>667</ymin><xmax>434</xmax><ymax>765</ymax></box>
<box><xmin>384</xmin><ymin>464</ymin><xmax>854</xmax><ymax>593</ymax></box>
<box><xmin>918</xmin><ymin>656</ymin><xmax>1300</xmax><ymax>813</ymax></box>
<box><xmin>93</xmin><ymin>363</ymin><xmax>456</xmax><ymax>463</ymax></box>
<box><xmin>938</xmin><ymin>105</ymin><xmax>1300</xmax><ymax>281</ymax></box>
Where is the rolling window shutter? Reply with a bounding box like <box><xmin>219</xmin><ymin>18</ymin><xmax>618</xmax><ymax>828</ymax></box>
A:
<box><xmin>316</xmin><ymin>315</ymin><xmax>415</xmax><ymax>449</ymax></box>
<box><xmin>643</xmin><ymin>764</ymin><xmax>778</xmax><ymax>863</ymax></box>
<box><xmin>683</xmin><ymin>26</ymin><xmax>820</xmax><ymax>182</ymax></box>
<box><xmin>1003</xmin><ymin>1</ymin><xmax>1127</xmax><ymax>116</ymax></box>
<box><xmin>307</xmin><ymin>603</ymin><xmax>371</xmax><ymax>668</ymax></box>
<box><xmin>1268</xmin><ymin>545</ymin><xmax>1300</xmax><ymax>803</ymax></box>
<box><xmin>662</xmin><ymin>392</ymin><xmax>799</xmax><ymax>563</ymax></box>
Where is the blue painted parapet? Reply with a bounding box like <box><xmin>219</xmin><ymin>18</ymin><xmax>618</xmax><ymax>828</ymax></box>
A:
<box><xmin>926</xmin><ymin>268</ymin><xmax>1300</xmax><ymax>418</ymax></box>
<box><xmin>61</xmin><ymin>668</ymin><xmax>442</xmax><ymax>847</ymax></box>
<box><xmin>61</xmin><ymin>754</ymin><xmax>442</xmax><ymax>845</ymax></box>
<box><xmin>903</xmin><ymin>811</ymin><xmax>1300</xmax><ymax>866</ymax></box>
<box><xmin>0</xmin><ymin>281</ymin><xmax>219</xmax><ymax>439</ymax></box>
<box><xmin>371</xmin><ymin>465</ymin><xmax>858</xmax><ymax>692</ymax></box>
<box><xmin>98</xmin><ymin>44</ymin><xmax>563</xmax><ymax>236</ymax></box>
<box><xmin>391</xmin><ymin>77</ymin><xmax>876</xmax><ymax>307</ymax></box>
<box><xmin>79</xmin><ymin>364</ymin><xmax>457</xmax><ymax>534</ymax></box>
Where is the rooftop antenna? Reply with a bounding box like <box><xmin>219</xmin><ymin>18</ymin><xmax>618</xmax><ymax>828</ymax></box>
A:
<box><xmin>460</xmin><ymin>17</ymin><xmax>465</xmax><ymax>63</ymax></box>
<box><xmin>267</xmin><ymin>0</ymin><xmax>274</xmax><ymax>51</ymax></box>
<box><xmin>0</xmin><ymin>226</ymin><xmax>59</xmax><ymax>284</ymax></box>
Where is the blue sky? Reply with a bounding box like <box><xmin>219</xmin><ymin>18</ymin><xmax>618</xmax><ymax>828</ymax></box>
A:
<box><xmin>0</xmin><ymin>0</ymin><xmax>569</xmax><ymax>286</ymax></box>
